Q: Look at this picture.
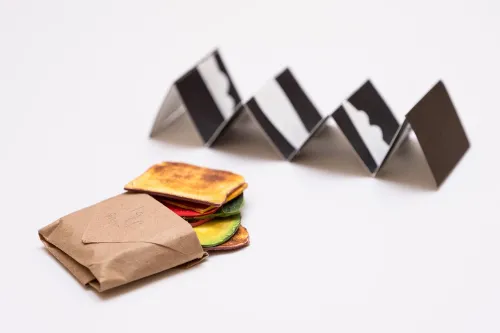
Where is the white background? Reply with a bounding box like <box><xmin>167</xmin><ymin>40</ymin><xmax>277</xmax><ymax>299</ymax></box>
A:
<box><xmin>1</xmin><ymin>1</ymin><xmax>499</xmax><ymax>332</ymax></box>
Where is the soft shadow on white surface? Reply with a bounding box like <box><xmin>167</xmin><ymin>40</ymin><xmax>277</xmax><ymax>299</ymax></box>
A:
<box><xmin>95</xmin><ymin>266</ymin><xmax>204</xmax><ymax>301</ymax></box>
<box><xmin>293</xmin><ymin>125</ymin><xmax>370</xmax><ymax>177</ymax></box>
<box><xmin>210</xmin><ymin>111</ymin><xmax>283</xmax><ymax>161</ymax></box>
<box><xmin>376</xmin><ymin>138</ymin><xmax>436</xmax><ymax>191</ymax></box>
<box><xmin>149</xmin><ymin>112</ymin><xmax>204</xmax><ymax>148</ymax></box>
<box><xmin>96</xmin><ymin>247</ymin><xmax>251</xmax><ymax>300</ymax></box>
<box><xmin>152</xmin><ymin>117</ymin><xmax>437</xmax><ymax>192</ymax></box>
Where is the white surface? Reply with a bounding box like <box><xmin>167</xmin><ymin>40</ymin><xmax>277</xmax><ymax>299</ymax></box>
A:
<box><xmin>1</xmin><ymin>1</ymin><xmax>499</xmax><ymax>332</ymax></box>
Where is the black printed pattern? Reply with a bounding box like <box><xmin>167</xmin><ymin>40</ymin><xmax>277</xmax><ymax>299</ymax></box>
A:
<box><xmin>244</xmin><ymin>69</ymin><xmax>327</xmax><ymax>160</ymax></box>
<box><xmin>172</xmin><ymin>50</ymin><xmax>243</xmax><ymax>145</ymax></box>
<box><xmin>214</xmin><ymin>51</ymin><xmax>242</xmax><ymax>107</ymax></box>
<box><xmin>331</xmin><ymin>80</ymin><xmax>401</xmax><ymax>173</ymax></box>
<box><xmin>276</xmin><ymin>69</ymin><xmax>323</xmax><ymax>132</ymax></box>
<box><xmin>333</xmin><ymin>105</ymin><xmax>379</xmax><ymax>173</ymax></box>
<box><xmin>347</xmin><ymin>81</ymin><xmax>400</xmax><ymax>144</ymax></box>
<box><xmin>247</xmin><ymin>98</ymin><xmax>296</xmax><ymax>159</ymax></box>
<box><xmin>175</xmin><ymin>69</ymin><xmax>225</xmax><ymax>143</ymax></box>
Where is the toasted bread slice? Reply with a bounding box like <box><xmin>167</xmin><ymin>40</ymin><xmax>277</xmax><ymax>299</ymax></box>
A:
<box><xmin>156</xmin><ymin>197</ymin><xmax>215</xmax><ymax>213</ymax></box>
<box><xmin>156</xmin><ymin>182</ymin><xmax>247</xmax><ymax>213</ymax></box>
<box><xmin>125</xmin><ymin>162</ymin><xmax>245</xmax><ymax>206</ymax></box>
<box><xmin>186</xmin><ymin>194</ymin><xmax>243</xmax><ymax>220</ymax></box>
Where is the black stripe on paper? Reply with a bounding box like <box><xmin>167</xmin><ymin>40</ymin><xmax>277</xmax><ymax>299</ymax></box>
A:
<box><xmin>246</xmin><ymin>98</ymin><xmax>296</xmax><ymax>159</ymax></box>
<box><xmin>348</xmin><ymin>80</ymin><xmax>399</xmax><ymax>144</ymax></box>
<box><xmin>214</xmin><ymin>51</ymin><xmax>242</xmax><ymax>106</ymax></box>
<box><xmin>207</xmin><ymin>103</ymin><xmax>246</xmax><ymax>147</ymax></box>
<box><xmin>333</xmin><ymin>105</ymin><xmax>378</xmax><ymax>173</ymax></box>
<box><xmin>290</xmin><ymin>115</ymin><xmax>331</xmax><ymax>161</ymax></box>
<box><xmin>175</xmin><ymin>69</ymin><xmax>225</xmax><ymax>143</ymax></box>
<box><xmin>276</xmin><ymin>69</ymin><xmax>323</xmax><ymax>132</ymax></box>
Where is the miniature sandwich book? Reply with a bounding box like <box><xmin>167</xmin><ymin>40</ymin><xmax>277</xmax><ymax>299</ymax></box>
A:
<box><xmin>125</xmin><ymin>162</ymin><xmax>250</xmax><ymax>251</ymax></box>
<box><xmin>39</xmin><ymin>162</ymin><xmax>249</xmax><ymax>292</ymax></box>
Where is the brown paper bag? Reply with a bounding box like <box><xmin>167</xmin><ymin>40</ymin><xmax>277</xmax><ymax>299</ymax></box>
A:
<box><xmin>39</xmin><ymin>193</ymin><xmax>207</xmax><ymax>292</ymax></box>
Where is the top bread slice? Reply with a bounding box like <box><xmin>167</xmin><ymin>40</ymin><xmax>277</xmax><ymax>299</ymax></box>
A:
<box><xmin>124</xmin><ymin>162</ymin><xmax>246</xmax><ymax>206</ymax></box>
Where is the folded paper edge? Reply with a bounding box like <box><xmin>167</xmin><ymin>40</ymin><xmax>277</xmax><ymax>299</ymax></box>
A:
<box><xmin>87</xmin><ymin>252</ymin><xmax>209</xmax><ymax>292</ymax></box>
<box><xmin>38</xmin><ymin>194</ymin><xmax>209</xmax><ymax>293</ymax></box>
<box><xmin>40</xmin><ymin>232</ymin><xmax>207</xmax><ymax>293</ymax></box>
<box><xmin>178</xmin><ymin>251</ymin><xmax>209</xmax><ymax>269</ymax></box>
<box><xmin>39</xmin><ymin>233</ymin><xmax>96</xmax><ymax>287</ymax></box>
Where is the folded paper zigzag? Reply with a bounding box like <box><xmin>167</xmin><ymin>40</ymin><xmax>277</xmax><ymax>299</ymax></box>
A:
<box><xmin>150</xmin><ymin>49</ymin><xmax>470</xmax><ymax>189</ymax></box>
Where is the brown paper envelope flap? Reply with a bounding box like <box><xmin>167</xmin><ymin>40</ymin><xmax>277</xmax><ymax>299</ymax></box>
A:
<box><xmin>81</xmin><ymin>193</ymin><xmax>202</xmax><ymax>256</ymax></box>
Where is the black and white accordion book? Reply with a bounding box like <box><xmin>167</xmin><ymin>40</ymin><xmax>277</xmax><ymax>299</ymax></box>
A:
<box><xmin>149</xmin><ymin>49</ymin><xmax>243</xmax><ymax>146</ymax></box>
<box><xmin>150</xmin><ymin>48</ymin><xmax>470</xmax><ymax>188</ymax></box>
